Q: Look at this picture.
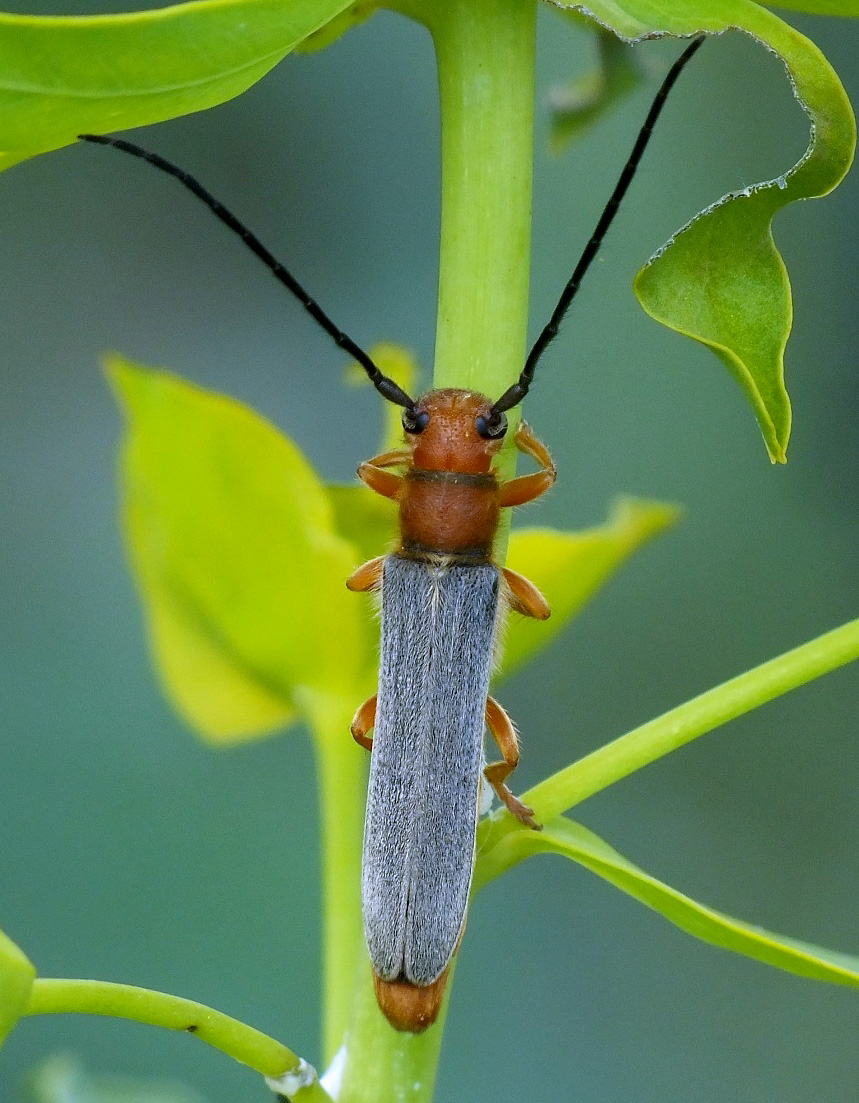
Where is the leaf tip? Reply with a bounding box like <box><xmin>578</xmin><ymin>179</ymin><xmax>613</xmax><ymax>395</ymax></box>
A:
<box><xmin>0</xmin><ymin>927</ymin><xmax>35</xmax><ymax>1046</ymax></box>
<box><xmin>101</xmin><ymin>350</ymin><xmax>143</xmax><ymax>410</ymax></box>
<box><xmin>609</xmin><ymin>495</ymin><xmax>683</xmax><ymax>541</ymax></box>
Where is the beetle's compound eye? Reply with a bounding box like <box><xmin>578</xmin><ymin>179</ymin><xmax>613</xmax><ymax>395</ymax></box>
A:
<box><xmin>475</xmin><ymin>410</ymin><xmax>508</xmax><ymax>440</ymax></box>
<box><xmin>402</xmin><ymin>407</ymin><xmax>430</xmax><ymax>434</ymax></box>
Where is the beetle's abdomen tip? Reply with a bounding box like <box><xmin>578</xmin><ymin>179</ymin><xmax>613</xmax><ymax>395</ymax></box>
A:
<box><xmin>373</xmin><ymin>967</ymin><xmax>450</xmax><ymax>1033</ymax></box>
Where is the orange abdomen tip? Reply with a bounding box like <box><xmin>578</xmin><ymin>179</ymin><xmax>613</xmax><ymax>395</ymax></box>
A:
<box><xmin>373</xmin><ymin>968</ymin><xmax>451</xmax><ymax>1033</ymax></box>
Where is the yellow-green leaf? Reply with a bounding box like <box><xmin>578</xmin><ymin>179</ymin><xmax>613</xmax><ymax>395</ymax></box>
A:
<box><xmin>0</xmin><ymin>927</ymin><xmax>35</xmax><ymax>1047</ymax></box>
<box><xmin>478</xmin><ymin>816</ymin><xmax>859</xmax><ymax>988</ymax></box>
<box><xmin>0</xmin><ymin>0</ymin><xmax>356</xmax><ymax>170</ymax></box>
<box><xmin>499</xmin><ymin>497</ymin><xmax>679</xmax><ymax>678</ymax></box>
<box><xmin>344</xmin><ymin>342</ymin><xmax>423</xmax><ymax>454</ymax></box>
<box><xmin>327</xmin><ymin>484</ymin><xmax>397</xmax><ymax>566</ymax></box>
<box><xmin>109</xmin><ymin>355</ymin><xmax>372</xmax><ymax>744</ymax></box>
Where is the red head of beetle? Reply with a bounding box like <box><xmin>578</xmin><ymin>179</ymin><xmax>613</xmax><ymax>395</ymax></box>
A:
<box><xmin>404</xmin><ymin>389</ymin><xmax>506</xmax><ymax>475</ymax></box>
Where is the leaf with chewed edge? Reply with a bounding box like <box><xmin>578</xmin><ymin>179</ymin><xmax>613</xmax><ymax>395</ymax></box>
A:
<box><xmin>477</xmin><ymin>816</ymin><xmax>859</xmax><ymax>990</ymax></box>
<box><xmin>0</xmin><ymin>0</ymin><xmax>356</xmax><ymax>171</ymax></box>
<box><xmin>0</xmin><ymin>926</ymin><xmax>34</xmax><ymax>1047</ymax></box>
<box><xmin>109</xmin><ymin>355</ymin><xmax>371</xmax><ymax>744</ymax></box>
<box><xmin>499</xmin><ymin>497</ymin><xmax>679</xmax><ymax>679</ymax></box>
<box><xmin>545</xmin><ymin>5</ymin><xmax>855</xmax><ymax>461</ymax></box>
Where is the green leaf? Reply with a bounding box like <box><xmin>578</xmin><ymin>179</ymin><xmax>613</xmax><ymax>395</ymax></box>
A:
<box><xmin>0</xmin><ymin>926</ymin><xmax>34</xmax><ymax>1047</ymax></box>
<box><xmin>0</xmin><ymin>0</ymin><xmax>356</xmax><ymax>170</ymax></box>
<box><xmin>27</xmin><ymin>1054</ymin><xmax>210</xmax><ymax>1103</ymax></box>
<box><xmin>294</xmin><ymin>0</ymin><xmax>378</xmax><ymax>53</ymax></box>
<box><xmin>499</xmin><ymin>497</ymin><xmax>679</xmax><ymax>678</ymax></box>
<box><xmin>544</xmin><ymin>10</ymin><xmax>855</xmax><ymax>462</ymax></box>
<box><xmin>478</xmin><ymin>816</ymin><xmax>859</xmax><ymax>990</ymax></box>
<box><xmin>108</xmin><ymin>354</ymin><xmax>372</xmax><ymax>744</ymax></box>
<box><xmin>549</xmin><ymin>28</ymin><xmax>645</xmax><ymax>153</ymax></box>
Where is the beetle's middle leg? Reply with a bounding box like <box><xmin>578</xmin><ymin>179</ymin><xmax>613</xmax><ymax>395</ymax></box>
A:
<box><xmin>346</xmin><ymin>555</ymin><xmax>384</xmax><ymax>593</ymax></box>
<box><xmin>351</xmin><ymin>694</ymin><xmax>377</xmax><ymax>752</ymax></box>
<box><xmin>502</xmin><ymin>567</ymin><xmax>550</xmax><ymax>620</ymax></box>
<box><xmin>484</xmin><ymin>696</ymin><xmax>540</xmax><ymax>830</ymax></box>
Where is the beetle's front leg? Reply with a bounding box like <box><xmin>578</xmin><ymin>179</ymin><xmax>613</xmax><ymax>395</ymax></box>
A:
<box><xmin>499</xmin><ymin>421</ymin><xmax>556</xmax><ymax>508</ymax></box>
<box><xmin>357</xmin><ymin>449</ymin><xmax>410</xmax><ymax>501</ymax></box>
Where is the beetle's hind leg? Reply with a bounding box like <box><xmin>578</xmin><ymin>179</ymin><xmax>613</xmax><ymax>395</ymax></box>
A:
<box><xmin>484</xmin><ymin>697</ymin><xmax>540</xmax><ymax>830</ymax></box>
<box><xmin>351</xmin><ymin>694</ymin><xmax>377</xmax><ymax>752</ymax></box>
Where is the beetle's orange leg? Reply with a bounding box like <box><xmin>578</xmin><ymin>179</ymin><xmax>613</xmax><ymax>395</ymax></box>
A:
<box><xmin>515</xmin><ymin>420</ymin><xmax>555</xmax><ymax>470</ymax></box>
<box><xmin>351</xmin><ymin>694</ymin><xmax>377</xmax><ymax>752</ymax></box>
<box><xmin>499</xmin><ymin>421</ymin><xmax>556</xmax><ymax>508</ymax></box>
<box><xmin>346</xmin><ymin>555</ymin><xmax>385</xmax><ymax>592</ymax></box>
<box><xmin>502</xmin><ymin>567</ymin><xmax>550</xmax><ymax>620</ymax></box>
<box><xmin>484</xmin><ymin>696</ymin><xmax>540</xmax><ymax>829</ymax></box>
<box><xmin>358</xmin><ymin>454</ymin><xmax>406</xmax><ymax>501</ymax></box>
<box><xmin>365</xmin><ymin>449</ymin><xmax>411</xmax><ymax>469</ymax></box>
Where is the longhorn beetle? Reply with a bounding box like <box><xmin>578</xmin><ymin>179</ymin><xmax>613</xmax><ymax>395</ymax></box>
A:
<box><xmin>80</xmin><ymin>34</ymin><xmax>704</xmax><ymax>1034</ymax></box>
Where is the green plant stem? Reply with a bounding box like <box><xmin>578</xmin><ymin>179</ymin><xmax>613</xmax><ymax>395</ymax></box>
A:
<box><xmin>24</xmin><ymin>978</ymin><xmax>332</xmax><ymax>1101</ymax></box>
<box><xmin>428</xmin><ymin>0</ymin><xmax>535</xmax><ymax>405</ymax></box>
<box><xmin>336</xmin><ymin>961</ymin><xmax>450</xmax><ymax>1103</ymax></box>
<box><xmin>526</xmin><ymin>614</ymin><xmax>859</xmax><ymax>822</ymax></box>
<box><xmin>334</xmin><ymin>0</ymin><xmax>537</xmax><ymax>1099</ymax></box>
<box><xmin>427</xmin><ymin>0</ymin><xmax>537</xmax><ymax>509</ymax></box>
<box><xmin>303</xmin><ymin>690</ymin><xmax>370</xmax><ymax>1065</ymax></box>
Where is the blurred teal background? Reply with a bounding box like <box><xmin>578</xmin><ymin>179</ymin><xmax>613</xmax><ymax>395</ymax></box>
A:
<box><xmin>1</xmin><ymin>6</ymin><xmax>858</xmax><ymax>1101</ymax></box>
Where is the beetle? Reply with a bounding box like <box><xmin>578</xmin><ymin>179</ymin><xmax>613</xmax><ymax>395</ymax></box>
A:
<box><xmin>344</xmin><ymin>394</ymin><xmax>554</xmax><ymax>1031</ymax></box>
<box><xmin>80</xmin><ymin>32</ymin><xmax>703</xmax><ymax>1035</ymax></box>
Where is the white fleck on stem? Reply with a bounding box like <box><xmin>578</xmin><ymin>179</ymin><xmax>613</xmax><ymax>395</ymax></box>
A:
<box><xmin>266</xmin><ymin>1059</ymin><xmax>319</xmax><ymax>1098</ymax></box>
<box><xmin>320</xmin><ymin>1043</ymin><xmax>348</xmax><ymax>1100</ymax></box>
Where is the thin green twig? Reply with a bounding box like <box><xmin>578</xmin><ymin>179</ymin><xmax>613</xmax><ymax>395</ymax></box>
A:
<box><xmin>476</xmin><ymin>616</ymin><xmax>859</xmax><ymax>885</ymax></box>
<box><xmin>527</xmin><ymin>614</ymin><xmax>859</xmax><ymax>821</ymax></box>
<box><xmin>24</xmin><ymin>978</ymin><xmax>334</xmax><ymax>1102</ymax></box>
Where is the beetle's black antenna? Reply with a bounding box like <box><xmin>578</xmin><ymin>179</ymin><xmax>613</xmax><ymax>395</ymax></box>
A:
<box><xmin>490</xmin><ymin>34</ymin><xmax>706</xmax><ymax>418</ymax></box>
<box><xmin>78</xmin><ymin>133</ymin><xmax>416</xmax><ymax>411</ymax></box>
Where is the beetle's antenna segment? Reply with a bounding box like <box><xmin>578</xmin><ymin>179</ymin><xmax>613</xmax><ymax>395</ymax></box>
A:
<box><xmin>490</xmin><ymin>34</ymin><xmax>706</xmax><ymax>416</ymax></box>
<box><xmin>78</xmin><ymin>133</ymin><xmax>416</xmax><ymax>410</ymax></box>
